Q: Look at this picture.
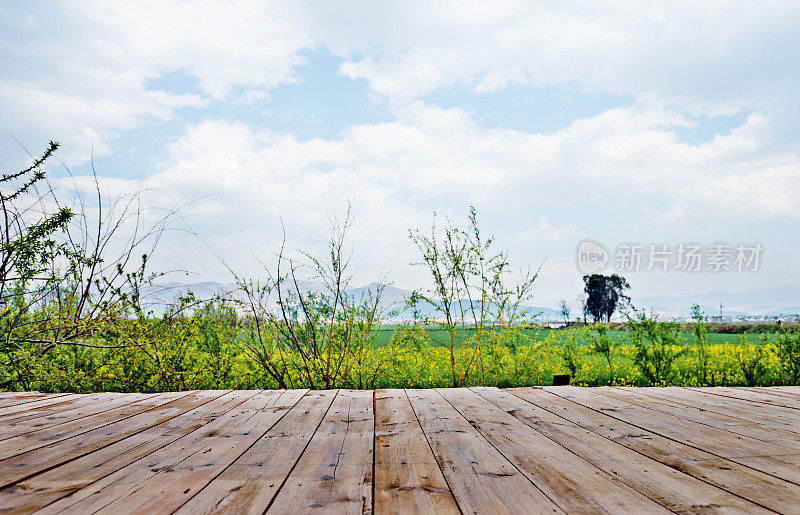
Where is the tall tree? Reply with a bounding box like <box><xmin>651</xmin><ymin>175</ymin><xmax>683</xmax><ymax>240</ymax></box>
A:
<box><xmin>582</xmin><ymin>274</ymin><xmax>630</xmax><ymax>322</ymax></box>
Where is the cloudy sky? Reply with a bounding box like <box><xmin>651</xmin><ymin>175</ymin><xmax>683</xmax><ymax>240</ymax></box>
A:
<box><xmin>1</xmin><ymin>1</ymin><xmax>798</xmax><ymax>303</ymax></box>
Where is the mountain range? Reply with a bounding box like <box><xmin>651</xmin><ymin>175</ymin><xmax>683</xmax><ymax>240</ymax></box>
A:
<box><xmin>142</xmin><ymin>282</ymin><xmax>800</xmax><ymax>321</ymax></box>
<box><xmin>632</xmin><ymin>286</ymin><xmax>800</xmax><ymax>318</ymax></box>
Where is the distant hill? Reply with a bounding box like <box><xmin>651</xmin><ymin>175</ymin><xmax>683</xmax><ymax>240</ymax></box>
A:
<box><xmin>631</xmin><ymin>286</ymin><xmax>800</xmax><ymax>319</ymax></box>
<box><xmin>142</xmin><ymin>282</ymin><xmax>799</xmax><ymax>321</ymax></box>
<box><xmin>142</xmin><ymin>280</ymin><xmax>559</xmax><ymax>321</ymax></box>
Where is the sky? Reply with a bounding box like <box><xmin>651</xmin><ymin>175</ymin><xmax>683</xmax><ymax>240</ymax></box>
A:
<box><xmin>1</xmin><ymin>1</ymin><xmax>799</xmax><ymax>305</ymax></box>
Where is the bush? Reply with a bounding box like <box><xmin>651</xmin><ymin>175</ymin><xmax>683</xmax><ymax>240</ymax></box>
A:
<box><xmin>735</xmin><ymin>334</ymin><xmax>769</xmax><ymax>387</ymax></box>
<box><xmin>589</xmin><ymin>324</ymin><xmax>617</xmax><ymax>385</ymax></box>
<box><xmin>560</xmin><ymin>328</ymin><xmax>585</xmax><ymax>379</ymax></box>
<box><xmin>776</xmin><ymin>323</ymin><xmax>800</xmax><ymax>385</ymax></box>
<box><xmin>690</xmin><ymin>304</ymin><xmax>710</xmax><ymax>385</ymax></box>
<box><xmin>626</xmin><ymin>310</ymin><xmax>687</xmax><ymax>385</ymax></box>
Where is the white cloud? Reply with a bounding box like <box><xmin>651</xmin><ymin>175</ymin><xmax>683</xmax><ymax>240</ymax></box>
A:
<box><xmin>519</xmin><ymin>219</ymin><xmax>583</xmax><ymax>242</ymax></box>
<box><xmin>148</xmin><ymin>103</ymin><xmax>800</xmax><ymax>233</ymax></box>
<box><xmin>644</xmin><ymin>201</ymin><xmax>687</xmax><ymax>226</ymax></box>
<box><xmin>53</xmin><ymin>101</ymin><xmax>794</xmax><ymax>289</ymax></box>
<box><xmin>4</xmin><ymin>1</ymin><xmax>800</xmax><ymax>166</ymax></box>
<box><xmin>0</xmin><ymin>1</ymin><xmax>311</xmax><ymax>163</ymax></box>
<box><xmin>3</xmin><ymin>2</ymin><xmax>799</xmax><ymax>297</ymax></box>
<box><xmin>323</xmin><ymin>1</ymin><xmax>800</xmax><ymax>117</ymax></box>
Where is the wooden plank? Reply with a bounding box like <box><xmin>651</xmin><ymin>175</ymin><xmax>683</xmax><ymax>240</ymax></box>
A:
<box><xmin>0</xmin><ymin>392</ymin><xmax>72</xmax><ymax>410</ymax></box>
<box><xmin>510</xmin><ymin>387</ymin><xmax>800</xmax><ymax>513</ymax></box>
<box><xmin>0</xmin><ymin>390</ymin><xmax>261</xmax><ymax>514</ymax></box>
<box><xmin>473</xmin><ymin>387</ymin><xmax>767</xmax><ymax>514</ymax></box>
<box><xmin>545</xmin><ymin>387</ymin><xmax>800</xmax><ymax>487</ymax></box>
<box><xmin>407</xmin><ymin>388</ymin><xmax>563</xmax><ymax>514</ymax></box>
<box><xmin>39</xmin><ymin>389</ymin><xmax>306</xmax><ymax>514</ymax></box>
<box><xmin>737</xmin><ymin>387</ymin><xmax>800</xmax><ymax>399</ymax></box>
<box><xmin>769</xmin><ymin>386</ymin><xmax>800</xmax><ymax>396</ymax></box>
<box><xmin>174</xmin><ymin>390</ymin><xmax>337</xmax><ymax>515</ymax></box>
<box><xmin>268</xmin><ymin>389</ymin><xmax>374</xmax><ymax>514</ymax></box>
<box><xmin>0</xmin><ymin>393</ymin><xmax>81</xmax><ymax>416</ymax></box>
<box><xmin>0</xmin><ymin>392</ymin><xmax>148</xmax><ymax>442</ymax></box>
<box><xmin>689</xmin><ymin>387</ymin><xmax>800</xmax><ymax>410</ymax></box>
<box><xmin>0</xmin><ymin>392</ymin><xmax>124</xmax><ymax>425</ymax></box>
<box><xmin>602</xmin><ymin>387</ymin><xmax>800</xmax><ymax>447</ymax></box>
<box><xmin>373</xmin><ymin>389</ymin><xmax>458</xmax><ymax>515</ymax></box>
<box><xmin>0</xmin><ymin>390</ymin><xmax>226</xmax><ymax>487</ymax></box>
<box><xmin>0</xmin><ymin>391</ymin><xmax>168</xmax><ymax>460</ymax></box>
<box><xmin>440</xmin><ymin>387</ymin><xmax>670</xmax><ymax>513</ymax></box>
<box><xmin>654</xmin><ymin>387</ymin><xmax>800</xmax><ymax>419</ymax></box>
<box><xmin>619</xmin><ymin>386</ymin><xmax>800</xmax><ymax>436</ymax></box>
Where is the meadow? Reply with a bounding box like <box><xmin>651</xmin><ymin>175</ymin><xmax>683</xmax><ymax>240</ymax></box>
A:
<box><xmin>370</xmin><ymin>326</ymin><xmax>768</xmax><ymax>347</ymax></box>
<box><xmin>367</xmin><ymin>325</ymin><xmax>789</xmax><ymax>388</ymax></box>
<box><xmin>8</xmin><ymin>310</ymin><xmax>796</xmax><ymax>393</ymax></box>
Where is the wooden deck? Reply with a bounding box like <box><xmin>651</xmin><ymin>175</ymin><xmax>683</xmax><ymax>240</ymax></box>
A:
<box><xmin>1</xmin><ymin>387</ymin><xmax>799</xmax><ymax>514</ymax></box>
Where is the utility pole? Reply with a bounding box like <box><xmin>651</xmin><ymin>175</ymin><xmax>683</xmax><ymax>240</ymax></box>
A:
<box><xmin>719</xmin><ymin>303</ymin><xmax>723</xmax><ymax>322</ymax></box>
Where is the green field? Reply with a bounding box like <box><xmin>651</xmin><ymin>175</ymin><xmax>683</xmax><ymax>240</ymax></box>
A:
<box><xmin>370</xmin><ymin>326</ymin><xmax>765</xmax><ymax>347</ymax></box>
<box><xmin>356</xmin><ymin>325</ymin><xmax>788</xmax><ymax>389</ymax></box>
<box><xmin>2</xmin><ymin>317</ymin><xmax>796</xmax><ymax>392</ymax></box>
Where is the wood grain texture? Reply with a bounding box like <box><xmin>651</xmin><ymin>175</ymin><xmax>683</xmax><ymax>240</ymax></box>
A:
<box><xmin>440</xmin><ymin>387</ymin><xmax>670</xmax><ymax>513</ymax></box>
<box><xmin>0</xmin><ymin>390</ymin><xmax>226</xmax><ymax>487</ymax></box>
<box><xmin>40</xmin><ymin>390</ymin><xmax>304</xmax><ymax>514</ymax></box>
<box><xmin>373</xmin><ymin>389</ymin><xmax>458</xmax><ymax>515</ymax></box>
<box><xmin>0</xmin><ymin>392</ymin><xmax>144</xmax><ymax>441</ymax></box>
<box><xmin>546</xmin><ymin>386</ymin><xmax>800</xmax><ymax>486</ymax></box>
<box><xmin>473</xmin><ymin>386</ymin><xmax>768</xmax><ymax>514</ymax></box>
<box><xmin>407</xmin><ymin>388</ymin><xmax>563</xmax><ymax>514</ymax></box>
<box><xmin>768</xmin><ymin>386</ymin><xmax>800</xmax><ymax>396</ymax></box>
<box><xmin>175</xmin><ymin>389</ymin><xmax>337</xmax><ymax>515</ymax></box>
<box><xmin>514</xmin><ymin>387</ymin><xmax>800</xmax><ymax>512</ymax></box>
<box><xmin>737</xmin><ymin>386</ymin><xmax>800</xmax><ymax>399</ymax></box>
<box><xmin>0</xmin><ymin>392</ymin><xmax>161</xmax><ymax>460</ymax></box>
<box><xmin>689</xmin><ymin>386</ymin><xmax>800</xmax><ymax>410</ymax></box>
<box><xmin>268</xmin><ymin>389</ymin><xmax>374</xmax><ymax>514</ymax></box>
<box><xmin>0</xmin><ymin>393</ymin><xmax>81</xmax><ymax>418</ymax></box>
<box><xmin>602</xmin><ymin>387</ymin><xmax>800</xmax><ymax>446</ymax></box>
<box><xmin>615</xmin><ymin>386</ymin><xmax>800</xmax><ymax>436</ymax></box>
<box><xmin>0</xmin><ymin>392</ymin><xmax>73</xmax><ymax>410</ymax></box>
<box><xmin>0</xmin><ymin>390</ymin><xmax>260</xmax><ymax>514</ymax></box>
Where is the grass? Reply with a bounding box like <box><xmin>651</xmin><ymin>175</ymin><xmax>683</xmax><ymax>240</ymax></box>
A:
<box><xmin>358</xmin><ymin>325</ymin><xmax>786</xmax><ymax>389</ymax></box>
<box><xmin>371</xmin><ymin>326</ymin><xmax>764</xmax><ymax>347</ymax></box>
<box><xmin>8</xmin><ymin>320</ymin><xmax>793</xmax><ymax>393</ymax></box>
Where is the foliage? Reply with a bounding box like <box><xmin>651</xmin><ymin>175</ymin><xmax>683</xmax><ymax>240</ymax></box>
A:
<box><xmin>588</xmin><ymin>323</ymin><xmax>617</xmax><ymax>385</ymax></box>
<box><xmin>560</xmin><ymin>327</ymin><xmax>585</xmax><ymax>378</ymax></box>
<box><xmin>625</xmin><ymin>309</ymin><xmax>687</xmax><ymax>385</ymax></box>
<box><xmin>691</xmin><ymin>304</ymin><xmax>710</xmax><ymax>385</ymax></box>
<box><xmin>735</xmin><ymin>333</ymin><xmax>769</xmax><ymax>387</ymax></box>
<box><xmin>1</xmin><ymin>143</ymin><xmax>178</xmax><ymax>390</ymax></box>
<box><xmin>1</xmin><ymin>142</ymin><xmax>73</xmax><ymax>388</ymax></box>
<box><xmin>407</xmin><ymin>206</ymin><xmax>540</xmax><ymax>386</ymax></box>
<box><xmin>775</xmin><ymin>321</ymin><xmax>800</xmax><ymax>385</ymax></box>
<box><xmin>229</xmin><ymin>206</ymin><xmax>388</xmax><ymax>390</ymax></box>
<box><xmin>6</xmin><ymin>321</ymin><xmax>795</xmax><ymax>391</ymax></box>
